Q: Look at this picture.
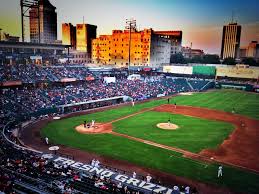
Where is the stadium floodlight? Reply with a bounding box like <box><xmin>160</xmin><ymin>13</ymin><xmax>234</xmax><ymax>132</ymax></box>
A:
<box><xmin>125</xmin><ymin>18</ymin><xmax>137</xmax><ymax>75</ymax></box>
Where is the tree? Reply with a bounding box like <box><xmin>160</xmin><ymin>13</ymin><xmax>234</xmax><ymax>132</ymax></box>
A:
<box><xmin>222</xmin><ymin>57</ymin><xmax>236</xmax><ymax>65</ymax></box>
<box><xmin>242</xmin><ymin>57</ymin><xmax>257</xmax><ymax>66</ymax></box>
<box><xmin>203</xmin><ymin>54</ymin><xmax>220</xmax><ymax>64</ymax></box>
<box><xmin>170</xmin><ymin>53</ymin><xmax>186</xmax><ymax>64</ymax></box>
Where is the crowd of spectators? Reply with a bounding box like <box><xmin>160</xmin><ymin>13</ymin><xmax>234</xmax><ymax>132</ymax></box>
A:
<box><xmin>0</xmin><ymin>64</ymin><xmax>93</xmax><ymax>83</ymax></box>
<box><xmin>1</xmin><ymin>76</ymin><xmax>213</xmax><ymax>126</ymax></box>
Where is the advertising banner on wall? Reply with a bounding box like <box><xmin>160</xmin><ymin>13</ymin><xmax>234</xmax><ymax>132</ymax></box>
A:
<box><xmin>216</xmin><ymin>66</ymin><xmax>259</xmax><ymax>79</ymax></box>
<box><xmin>2</xmin><ymin>80</ymin><xmax>22</xmax><ymax>86</ymax></box>
<box><xmin>163</xmin><ymin>66</ymin><xmax>193</xmax><ymax>75</ymax></box>
<box><xmin>60</xmin><ymin>78</ymin><xmax>77</xmax><ymax>82</ymax></box>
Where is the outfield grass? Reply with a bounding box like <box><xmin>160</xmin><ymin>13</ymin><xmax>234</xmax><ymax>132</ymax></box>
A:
<box><xmin>173</xmin><ymin>89</ymin><xmax>259</xmax><ymax>119</ymax></box>
<box><xmin>42</xmin><ymin>89</ymin><xmax>259</xmax><ymax>194</ymax></box>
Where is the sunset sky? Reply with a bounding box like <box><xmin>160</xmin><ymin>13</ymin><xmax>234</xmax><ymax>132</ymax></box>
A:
<box><xmin>0</xmin><ymin>0</ymin><xmax>258</xmax><ymax>54</ymax></box>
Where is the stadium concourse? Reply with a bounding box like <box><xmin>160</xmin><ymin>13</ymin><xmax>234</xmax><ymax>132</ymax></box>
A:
<box><xmin>1</xmin><ymin>64</ymin><xmax>258</xmax><ymax>194</ymax></box>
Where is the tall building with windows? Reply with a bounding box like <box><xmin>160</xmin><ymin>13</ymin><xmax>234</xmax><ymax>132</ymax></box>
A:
<box><xmin>29</xmin><ymin>0</ymin><xmax>57</xmax><ymax>44</ymax></box>
<box><xmin>238</xmin><ymin>41</ymin><xmax>259</xmax><ymax>61</ymax></box>
<box><xmin>62</xmin><ymin>23</ymin><xmax>76</xmax><ymax>49</ymax></box>
<box><xmin>246</xmin><ymin>41</ymin><xmax>259</xmax><ymax>59</ymax></box>
<box><xmin>76</xmin><ymin>24</ymin><xmax>97</xmax><ymax>55</ymax></box>
<box><xmin>92</xmin><ymin>28</ymin><xmax>171</xmax><ymax>67</ymax></box>
<box><xmin>220</xmin><ymin>23</ymin><xmax>241</xmax><ymax>59</ymax></box>
<box><xmin>154</xmin><ymin>31</ymin><xmax>182</xmax><ymax>55</ymax></box>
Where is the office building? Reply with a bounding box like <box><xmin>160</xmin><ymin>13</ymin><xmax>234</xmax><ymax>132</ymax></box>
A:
<box><xmin>62</xmin><ymin>23</ymin><xmax>76</xmax><ymax>49</ymax></box>
<box><xmin>154</xmin><ymin>31</ymin><xmax>182</xmax><ymax>55</ymax></box>
<box><xmin>29</xmin><ymin>0</ymin><xmax>57</xmax><ymax>43</ymax></box>
<box><xmin>246</xmin><ymin>41</ymin><xmax>259</xmax><ymax>59</ymax></box>
<box><xmin>182</xmin><ymin>47</ymin><xmax>204</xmax><ymax>59</ymax></box>
<box><xmin>76</xmin><ymin>24</ymin><xmax>97</xmax><ymax>56</ymax></box>
<box><xmin>220</xmin><ymin>23</ymin><xmax>241</xmax><ymax>59</ymax></box>
<box><xmin>239</xmin><ymin>41</ymin><xmax>259</xmax><ymax>61</ymax></box>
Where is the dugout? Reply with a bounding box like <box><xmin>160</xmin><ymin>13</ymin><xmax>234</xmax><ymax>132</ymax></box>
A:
<box><xmin>58</xmin><ymin>96</ymin><xmax>125</xmax><ymax>114</ymax></box>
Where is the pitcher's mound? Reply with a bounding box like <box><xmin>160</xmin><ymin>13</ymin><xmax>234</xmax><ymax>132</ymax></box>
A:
<box><xmin>75</xmin><ymin>123</ymin><xmax>112</xmax><ymax>134</ymax></box>
<box><xmin>157</xmin><ymin>123</ymin><xmax>179</xmax><ymax>130</ymax></box>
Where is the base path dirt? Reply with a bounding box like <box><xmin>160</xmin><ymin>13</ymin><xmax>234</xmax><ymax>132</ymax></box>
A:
<box><xmin>75</xmin><ymin>123</ymin><xmax>112</xmax><ymax>134</ymax></box>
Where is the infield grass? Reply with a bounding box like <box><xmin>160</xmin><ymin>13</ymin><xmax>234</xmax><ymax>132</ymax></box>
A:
<box><xmin>113</xmin><ymin>111</ymin><xmax>234</xmax><ymax>153</ymax></box>
<box><xmin>42</xmin><ymin>89</ymin><xmax>259</xmax><ymax>194</ymax></box>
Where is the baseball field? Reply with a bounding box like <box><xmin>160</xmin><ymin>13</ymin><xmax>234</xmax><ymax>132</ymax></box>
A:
<box><xmin>41</xmin><ymin>89</ymin><xmax>259</xmax><ymax>194</ymax></box>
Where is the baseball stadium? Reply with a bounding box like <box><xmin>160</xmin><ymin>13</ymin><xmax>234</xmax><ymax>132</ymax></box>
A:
<box><xmin>1</xmin><ymin>62</ymin><xmax>259</xmax><ymax>194</ymax></box>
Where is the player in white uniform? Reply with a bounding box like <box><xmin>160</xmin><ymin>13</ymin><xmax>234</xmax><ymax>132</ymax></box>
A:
<box><xmin>218</xmin><ymin>165</ymin><xmax>223</xmax><ymax>177</ymax></box>
<box><xmin>91</xmin><ymin>120</ymin><xmax>95</xmax><ymax>127</ymax></box>
<box><xmin>45</xmin><ymin>137</ymin><xmax>49</xmax><ymax>145</ymax></box>
<box><xmin>146</xmin><ymin>174</ymin><xmax>152</xmax><ymax>183</ymax></box>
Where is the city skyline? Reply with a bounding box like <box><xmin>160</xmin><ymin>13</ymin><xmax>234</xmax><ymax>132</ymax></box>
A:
<box><xmin>0</xmin><ymin>0</ymin><xmax>258</xmax><ymax>54</ymax></box>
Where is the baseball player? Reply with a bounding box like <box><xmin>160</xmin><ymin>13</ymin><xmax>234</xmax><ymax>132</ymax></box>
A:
<box><xmin>174</xmin><ymin>102</ymin><xmax>176</xmax><ymax>109</ymax></box>
<box><xmin>168</xmin><ymin>118</ymin><xmax>171</xmax><ymax>126</ymax></box>
<box><xmin>132</xmin><ymin>171</ymin><xmax>136</xmax><ymax>178</ymax></box>
<box><xmin>146</xmin><ymin>174</ymin><xmax>152</xmax><ymax>183</ymax></box>
<box><xmin>91</xmin><ymin>120</ymin><xmax>95</xmax><ymax>127</ymax></box>
<box><xmin>45</xmin><ymin>137</ymin><xmax>49</xmax><ymax>145</ymax></box>
<box><xmin>218</xmin><ymin>165</ymin><xmax>223</xmax><ymax>177</ymax></box>
<box><xmin>84</xmin><ymin>121</ymin><xmax>86</xmax><ymax>128</ymax></box>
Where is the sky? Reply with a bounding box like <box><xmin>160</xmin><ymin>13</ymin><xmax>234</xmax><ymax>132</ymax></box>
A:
<box><xmin>0</xmin><ymin>0</ymin><xmax>258</xmax><ymax>54</ymax></box>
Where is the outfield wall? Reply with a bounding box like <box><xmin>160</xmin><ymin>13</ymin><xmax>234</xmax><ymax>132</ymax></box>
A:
<box><xmin>193</xmin><ymin>66</ymin><xmax>216</xmax><ymax>76</ymax></box>
<box><xmin>163</xmin><ymin>65</ymin><xmax>216</xmax><ymax>76</ymax></box>
<box><xmin>163</xmin><ymin>65</ymin><xmax>259</xmax><ymax>79</ymax></box>
<box><xmin>216</xmin><ymin>66</ymin><xmax>259</xmax><ymax>79</ymax></box>
<box><xmin>163</xmin><ymin>65</ymin><xmax>193</xmax><ymax>74</ymax></box>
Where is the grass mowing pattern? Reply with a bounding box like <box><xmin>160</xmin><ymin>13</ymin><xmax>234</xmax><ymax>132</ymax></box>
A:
<box><xmin>113</xmin><ymin>111</ymin><xmax>234</xmax><ymax>153</ymax></box>
<box><xmin>42</xmin><ymin>89</ymin><xmax>259</xmax><ymax>194</ymax></box>
<box><xmin>173</xmin><ymin>89</ymin><xmax>259</xmax><ymax>119</ymax></box>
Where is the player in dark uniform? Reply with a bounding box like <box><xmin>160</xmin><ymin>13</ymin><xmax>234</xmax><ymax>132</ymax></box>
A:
<box><xmin>167</xmin><ymin>98</ymin><xmax>170</xmax><ymax>104</ymax></box>
<box><xmin>84</xmin><ymin>120</ymin><xmax>86</xmax><ymax>128</ymax></box>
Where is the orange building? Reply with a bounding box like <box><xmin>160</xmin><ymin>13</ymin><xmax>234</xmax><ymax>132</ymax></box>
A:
<box><xmin>62</xmin><ymin>23</ymin><xmax>76</xmax><ymax>49</ymax></box>
<box><xmin>92</xmin><ymin>29</ymin><xmax>171</xmax><ymax>67</ymax></box>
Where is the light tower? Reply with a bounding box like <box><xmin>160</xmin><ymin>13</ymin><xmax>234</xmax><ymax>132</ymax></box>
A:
<box><xmin>20</xmin><ymin>0</ymin><xmax>40</xmax><ymax>42</ymax></box>
<box><xmin>125</xmin><ymin>18</ymin><xmax>137</xmax><ymax>74</ymax></box>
